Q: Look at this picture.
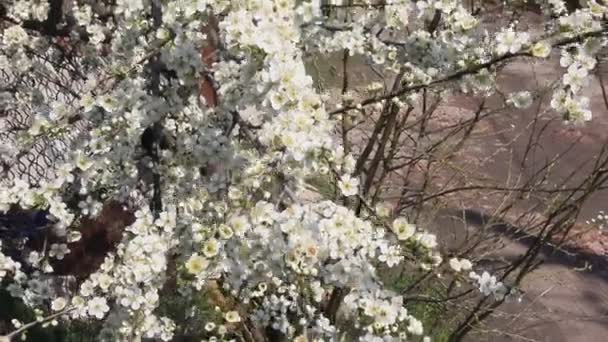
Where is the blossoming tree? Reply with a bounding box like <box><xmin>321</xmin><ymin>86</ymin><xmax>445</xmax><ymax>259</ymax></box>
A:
<box><xmin>1</xmin><ymin>0</ymin><xmax>608</xmax><ymax>341</ymax></box>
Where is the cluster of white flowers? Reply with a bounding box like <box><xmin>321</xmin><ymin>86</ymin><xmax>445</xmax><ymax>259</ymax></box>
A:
<box><xmin>469</xmin><ymin>271</ymin><xmax>507</xmax><ymax>300</ymax></box>
<box><xmin>585</xmin><ymin>210</ymin><xmax>608</xmax><ymax>230</ymax></box>
<box><xmin>385</xmin><ymin>1</ymin><xmax>411</xmax><ymax>28</ymax></box>
<box><xmin>0</xmin><ymin>0</ymin><xmax>606</xmax><ymax>340</ymax></box>
<box><xmin>342</xmin><ymin>289</ymin><xmax>424</xmax><ymax>340</ymax></box>
<box><xmin>550</xmin><ymin>5</ymin><xmax>606</xmax><ymax>123</ymax></box>
<box><xmin>495</xmin><ymin>28</ymin><xmax>530</xmax><ymax>55</ymax></box>
<box><xmin>549</xmin><ymin>38</ymin><xmax>602</xmax><ymax>122</ymax></box>
<box><xmin>449</xmin><ymin>258</ymin><xmax>472</xmax><ymax>273</ymax></box>
<box><xmin>2</xmin><ymin>25</ymin><xmax>29</xmax><ymax>47</ymax></box>
<box><xmin>0</xmin><ymin>241</ymin><xmax>23</xmax><ymax>281</ymax></box>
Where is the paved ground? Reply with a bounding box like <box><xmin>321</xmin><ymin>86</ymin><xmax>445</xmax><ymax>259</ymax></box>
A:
<box><xmin>435</xmin><ymin>209</ymin><xmax>608</xmax><ymax>342</ymax></box>
<box><xmin>438</xmin><ymin>46</ymin><xmax>608</xmax><ymax>341</ymax></box>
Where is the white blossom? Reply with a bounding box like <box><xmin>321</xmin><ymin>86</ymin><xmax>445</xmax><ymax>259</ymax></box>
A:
<box><xmin>392</xmin><ymin>218</ymin><xmax>416</xmax><ymax>241</ymax></box>
<box><xmin>531</xmin><ymin>41</ymin><xmax>552</xmax><ymax>58</ymax></box>
<box><xmin>48</xmin><ymin>244</ymin><xmax>70</xmax><ymax>260</ymax></box>
<box><xmin>495</xmin><ymin>29</ymin><xmax>530</xmax><ymax>55</ymax></box>
<box><xmin>87</xmin><ymin>297</ymin><xmax>110</xmax><ymax>319</ymax></box>
<box><xmin>51</xmin><ymin>297</ymin><xmax>68</xmax><ymax>312</ymax></box>
<box><xmin>338</xmin><ymin>175</ymin><xmax>359</xmax><ymax>197</ymax></box>
<box><xmin>225</xmin><ymin>311</ymin><xmax>241</xmax><ymax>323</ymax></box>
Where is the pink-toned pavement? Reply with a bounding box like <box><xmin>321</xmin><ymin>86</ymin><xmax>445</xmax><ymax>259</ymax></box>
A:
<box><xmin>440</xmin><ymin>49</ymin><xmax>608</xmax><ymax>341</ymax></box>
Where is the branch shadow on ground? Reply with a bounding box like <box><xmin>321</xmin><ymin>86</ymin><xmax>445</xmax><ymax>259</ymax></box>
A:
<box><xmin>434</xmin><ymin>207</ymin><xmax>608</xmax><ymax>283</ymax></box>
